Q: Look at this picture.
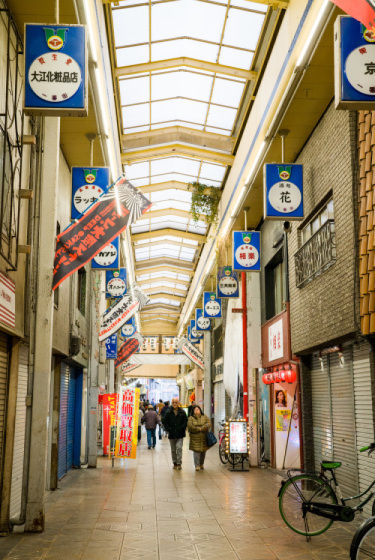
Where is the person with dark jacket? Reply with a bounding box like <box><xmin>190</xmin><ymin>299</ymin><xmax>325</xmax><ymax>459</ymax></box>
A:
<box><xmin>188</xmin><ymin>400</ymin><xmax>197</xmax><ymax>417</ymax></box>
<box><xmin>141</xmin><ymin>405</ymin><xmax>161</xmax><ymax>449</ymax></box>
<box><xmin>163</xmin><ymin>398</ymin><xmax>188</xmax><ymax>469</ymax></box>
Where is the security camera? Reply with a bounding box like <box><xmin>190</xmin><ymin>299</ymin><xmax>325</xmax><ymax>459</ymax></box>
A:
<box><xmin>283</xmin><ymin>221</ymin><xmax>292</xmax><ymax>233</ymax></box>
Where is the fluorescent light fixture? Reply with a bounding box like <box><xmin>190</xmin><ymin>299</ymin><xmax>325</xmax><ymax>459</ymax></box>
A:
<box><xmin>82</xmin><ymin>0</ymin><xmax>98</xmax><ymax>64</ymax></box>
<box><xmin>244</xmin><ymin>141</ymin><xmax>266</xmax><ymax>185</ymax></box>
<box><xmin>296</xmin><ymin>0</ymin><xmax>330</xmax><ymax>67</ymax></box>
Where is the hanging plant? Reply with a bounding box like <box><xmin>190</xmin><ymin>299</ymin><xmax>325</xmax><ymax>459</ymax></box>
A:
<box><xmin>187</xmin><ymin>182</ymin><xmax>221</xmax><ymax>226</ymax></box>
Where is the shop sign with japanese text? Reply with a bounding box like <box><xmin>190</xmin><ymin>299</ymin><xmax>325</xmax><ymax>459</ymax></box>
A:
<box><xmin>121</xmin><ymin>316</ymin><xmax>136</xmax><ymax>337</ymax></box>
<box><xmin>106</xmin><ymin>269</ymin><xmax>127</xmax><ymax>299</ymax></box>
<box><xmin>91</xmin><ymin>237</ymin><xmax>119</xmax><ymax>269</ymax></box>
<box><xmin>190</xmin><ymin>319</ymin><xmax>203</xmax><ymax>340</ymax></box>
<box><xmin>335</xmin><ymin>16</ymin><xmax>375</xmax><ymax>109</ymax></box>
<box><xmin>195</xmin><ymin>308</ymin><xmax>211</xmax><ymax>331</ymax></box>
<box><xmin>0</xmin><ymin>271</ymin><xmax>15</xmax><ymax>329</ymax></box>
<box><xmin>179</xmin><ymin>337</ymin><xmax>204</xmax><ymax>370</ymax></box>
<box><xmin>188</xmin><ymin>325</ymin><xmax>199</xmax><ymax>344</ymax></box>
<box><xmin>233</xmin><ymin>231</ymin><xmax>260</xmax><ymax>272</ymax></box>
<box><xmin>264</xmin><ymin>164</ymin><xmax>303</xmax><ymax>220</ymax></box>
<box><xmin>71</xmin><ymin>167</ymin><xmax>109</xmax><ymax>220</ymax></box>
<box><xmin>115</xmin><ymin>387</ymin><xmax>140</xmax><ymax>459</ymax></box>
<box><xmin>52</xmin><ymin>178</ymin><xmax>151</xmax><ymax>290</ymax></box>
<box><xmin>203</xmin><ymin>292</ymin><xmax>222</xmax><ymax>318</ymax></box>
<box><xmin>122</xmin><ymin>361</ymin><xmax>140</xmax><ymax>374</ymax></box>
<box><xmin>268</xmin><ymin>318</ymin><xmax>284</xmax><ymax>362</ymax></box>
<box><xmin>229</xmin><ymin>421</ymin><xmax>248</xmax><ymax>454</ymax></box>
<box><xmin>217</xmin><ymin>266</ymin><xmax>239</xmax><ymax>298</ymax></box>
<box><xmin>105</xmin><ymin>333</ymin><xmax>118</xmax><ymax>360</ymax></box>
<box><xmin>102</xmin><ymin>393</ymin><xmax>118</xmax><ymax>456</ymax></box>
<box><xmin>24</xmin><ymin>24</ymin><xmax>87</xmax><ymax>116</ymax></box>
<box><xmin>115</xmin><ymin>338</ymin><xmax>140</xmax><ymax>369</ymax></box>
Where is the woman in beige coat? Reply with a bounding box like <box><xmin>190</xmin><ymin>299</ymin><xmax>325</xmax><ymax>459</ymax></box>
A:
<box><xmin>187</xmin><ymin>406</ymin><xmax>211</xmax><ymax>471</ymax></box>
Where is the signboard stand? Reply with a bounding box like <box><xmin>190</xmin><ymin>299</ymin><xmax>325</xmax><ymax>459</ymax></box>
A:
<box><xmin>226</xmin><ymin>419</ymin><xmax>250</xmax><ymax>472</ymax></box>
<box><xmin>228</xmin><ymin>454</ymin><xmax>249</xmax><ymax>472</ymax></box>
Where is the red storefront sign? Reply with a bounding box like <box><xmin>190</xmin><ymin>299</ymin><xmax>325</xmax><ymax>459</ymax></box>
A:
<box><xmin>102</xmin><ymin>393</ymin><xmax>118</xmax><ymax>456</ymax></box>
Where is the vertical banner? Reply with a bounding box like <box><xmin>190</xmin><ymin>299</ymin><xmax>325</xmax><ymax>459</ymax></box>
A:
<box><xmin>121</xmin><ymin>316</ymin><xmax>137</xmax><ymax>337</ymax></box>
<box><xmin>102</xmin><ymin>393</ymin><xmax>118</xmax><ymax>456</ymax></box>
<box><xmin>217</xmin><ymin>266</ymin><xmax>239</xmax><ymax>298</ymax></box>
<box><xmin>190</xmin><ymin>319</ymin><xmax>203</xmax><ymax>340</ymax></box>
<box><xmin>203</xmin><ymin>292</ymin><xmax>222</xmax><ymax>318</ymax></box>
<box><xmin>105</xmin><ymin>333</ymin><xmax>118</xmax><ymax>359</ymax></box>
<box><xmin>115</xmin><ymin>387</ymin><xmax>140</xmax><ymax>459</ymax></box>
<box><xmin>264</xmin><ymin>164</ymin><xmax>303</xmax><ymax>220</ymax></box>
<box><xmin>233</xmin><ymin>231</ymin><xmax>261</xmax><ymax>272</ymax></box>
<box><xmin>24</xmin><ymin>24</ymin><xmax>87</xmax><ymax>116</ymax></box>
<box><xmin>195</xmin><ymin>309</ymin><xmax>211</xmax><ymax>331</ymax></box>
<box><xmin>91</xmin><ymin>237</ymin><xmax>119</xmax><ymax>269</ymax></box>
<box><xmin>72</xmin><ymin>167</ymin><xmax>109</xmax><ymax>220</ymax></box>
<box><xmin>106</xmin><ymin>268</ymin><xmax>127</xmax><ymax>299</ymax></box>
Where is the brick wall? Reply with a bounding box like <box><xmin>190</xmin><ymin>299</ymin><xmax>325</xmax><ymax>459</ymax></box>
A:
<box><xmin>289</xmin><ymin>103</ymin><xmax>359</xmax><ymax>355</ymax></box>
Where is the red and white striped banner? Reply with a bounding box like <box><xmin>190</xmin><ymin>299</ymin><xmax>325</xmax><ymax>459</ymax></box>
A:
<box><xmin>0</xmin><ymin>271</ymin><xmax>15</xmax><ymax>329</ymax></box>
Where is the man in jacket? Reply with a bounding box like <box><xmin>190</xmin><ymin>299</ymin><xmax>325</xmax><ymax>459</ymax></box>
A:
<box><xmin>163</xmin><ymin>397</ymin><xmax>187</xmax><ymax>469</ymax></box>
<box><xmin>141</xmin><ymin>405</ymin><xmax>161</xmax><ymax>449</ymax></box>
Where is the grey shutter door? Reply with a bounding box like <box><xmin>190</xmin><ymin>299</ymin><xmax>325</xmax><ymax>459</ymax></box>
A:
<box><xmin>311</xmin><ymin>354</ymin><xmax>332</xmax><ymax>468</ymax></box>
<box><xmin>0</xmin><ymin>333</ymin><xmax>9</xmax><ymax>492</ymax></box>
<box><xmin>214</xmin><ymin>381</ymin><xmax>225</xmax><ymax>437</ymax></box>
<box><xmin>329</xmin><ymin>348</ymin><xmax>358</xmax><ymax>497</ymax></box>
<box><xmin>58</xmin><ymin>362</ymin><xmax>69</xmax><ymax>480</ymax></box>
<box><xmin>353</xmin><ymin>343</ymin><xmax>374</xmax><ymax>515</ymax></box>
<box><xmin>9</xmin><ymin>344</ymin><xmax>28</xmax><ymax>519</ymax></box>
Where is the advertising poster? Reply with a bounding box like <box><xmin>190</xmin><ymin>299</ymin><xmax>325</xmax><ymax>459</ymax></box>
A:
<box><xmin>233</xmin><ymin>231</ymin><xmax>261</xmax><ymax>272</ymax></box>
<box><xmin>71</xmin><ymin>167</ymin><xmax>109</xmax><ymax>220</ymax></box>
<box><xmin>276</xmin><ymin>409</ymin><xmax>291</xmax><ymax>432</ymax></box>
<box><xmin>102</xmin><ymin>393</ymin><xmax>118</xmax><ymax>456</ymax></box>
<box><xmin>229</xmin><ymin>421</ymin><xmax>248</xmax><ymax>454</ymax></box>
<box><xmin>106</xmin><ymin>269</ymin><xmax>127</xmax><ymax>299</ymax></box>
<box><xmin>217</xmin><ymin>266</ymin><xmax>239</xmax><ymax>298</ymax></box>
<box><xmin>115</xmin><ymin>338</ymin><xmax>140</xmax><ymax>368</ymax></box>
<box><xmin>115</xmin><ymin>387</ymin><xmax>140</xmax><ymax>459</ymax></box>
<box><xmin>264</xmin><ymin>164</ymin><xmax>303</xmax><ymax>220</ymax></box>
<box><xmin>275</xmin><ymin>389</ymin><xmax>287</xmax><ymax>408</ymax></box>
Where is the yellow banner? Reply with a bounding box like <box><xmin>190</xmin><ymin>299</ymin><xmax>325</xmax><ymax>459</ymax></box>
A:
<box><xmin>114</xmin><ymin>387</ymin><xmax>140</xmax><ymax>459</ymax></box>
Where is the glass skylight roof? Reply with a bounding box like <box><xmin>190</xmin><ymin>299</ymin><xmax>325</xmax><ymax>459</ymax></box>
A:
<box><xmin>110</xmin><ymin>0</ymin><xmax>268</xmax><ymax>326</ymax></box>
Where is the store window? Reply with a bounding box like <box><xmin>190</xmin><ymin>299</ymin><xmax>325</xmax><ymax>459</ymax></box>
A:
<box><xmin>301</xmin><ymin>198</ymin><xmax>334</xmax><ymax>245</ymax></box>
<box><xmin>265</xmin><ymin>251</ymin><xmax>285</xmax><ymax>321</ymax></box>
<box><xmin>77</xmin><ymin>268</ymin><xmax>87</xmax><ymax>316</ymax></box>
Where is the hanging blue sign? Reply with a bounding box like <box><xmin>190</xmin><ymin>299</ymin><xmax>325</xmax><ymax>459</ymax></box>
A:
<box><xmin>264</xmin><ymin>164</ymin><xmax>303</xmax><ymax>220</ymax></box>
<box><xmin>335</xmin><ymin>16</ymin><xmax>375</xmax><ymax>109</ymax></box>
<box><xmin>105</xmin><ymin>334</ymin><xmax>117</xmax><ymax>360</ymax></box>
<box><xmin>106</xmin><ymin>269</ymin><xmax>127</xmax><ymax>300</ymax></box>
<box><xmin>91</xmin><ymin>237</ymin><xmax>119</xmax><ymax>270</ymax></box>
<box><xmin>121</xmin><ymin>316</ymin><xmax>137</xmax><ymax>338</ymax></box>
<box><xmin>24</xmin><ymin>24</ymin><xmax>87</xmax><ymax>116</ymax></box>
<box><xmin>217</xmin><ymin>266</ymin><xmax>239</xmax><ymax>298</ymax></box>
<box><xmin>188</xmin><ymin>325</ymin><xmax>199</xmax><ymax>344</ymax></box>
<box><xmin>195</xmin><ymin>309</ymin><xmax>211</xmax><ymax>331</ymax></box>
<box><xmin>190</xmin><ymin>320</ymin><xmax>203</xmax><ymax>340</ymax></box>
<box><xmin>203</xmin><ymin>292</ymin><xmax>222</xmax><ymax>319</ymax></box>
<box><xmin>71</xmin><ymin>167</ymin><xmax>109</xmax><ymax>220</ymax></box>
<box><xmin>233</xmin><ymin>231</ymin><xmax>261</xmax><ymax>272</ymax></box>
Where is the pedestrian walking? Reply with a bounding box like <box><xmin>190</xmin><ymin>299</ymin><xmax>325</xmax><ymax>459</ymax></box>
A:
<box><xmin>163</xmin><ymin>398</ymin><xmax>187</xmax><ymax>469</ymax></box>
<box><xmin>138</xmin><ymin>405</ymin><xmax>144</xmax><ymax>441</ymax></box>
<box><xmin>157</xmin><ymin>399</ymin><xmax>164</xmax><ymax>414</ymax></box>
<box><xmin>160</xmin><ymin>401</ymin><xmax>170</xmax><ymax>438</ymax></box>
<box><xmin>188</xmin><ymin>400</ymin><xmax>197</xmax><ymax>417</ymax></box>
<box><xmin>141</xmin><ymin>405</ymin><xmax>161</xmax><ymax>449</ymax></box>
<box><xmin>187</xmin><ymin>406</ymin><xmax>211</xmax><ymax>471</ymax></box>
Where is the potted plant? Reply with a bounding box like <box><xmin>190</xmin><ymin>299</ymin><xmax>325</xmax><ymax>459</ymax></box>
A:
<box><xmin>188</xmin><ymin>182</ymin><xmax>221</xmax><ymax>226</ymax></box>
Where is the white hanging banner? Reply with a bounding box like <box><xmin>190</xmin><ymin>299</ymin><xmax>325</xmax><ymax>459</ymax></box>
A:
<box><xmin>129</xmin><ymin>354</ymin><xmax>190</xmax><ymax>366</ymax></box>
<box><xmin>179</xmin><ymin>337</ymin><xmax>204</xmax><ymax>370</ymax></box>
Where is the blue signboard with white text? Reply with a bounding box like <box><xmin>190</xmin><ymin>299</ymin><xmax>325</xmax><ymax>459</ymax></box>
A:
<box><xmin>335</xmin><ymin>16</ymin><xmax>375</xmax><ymax>109</ymax></box>
<box><xmin>203</xmin><ymin>292</ymin><xmax>222</xmax><ymax>319</ymax></box>
<box><xmin>217</xmin><ymin>266</ymin><xmax>239</xmax><ymax>298</ymax></box>
<box><xmin>188</xmin><ymin>325</ymin><xmax>199</xmax><ymax>344</ymax></box>
<box><xmin>105</xmin><ymin>269</ymin><xmax>127</xmax><ymax>300</ymax></box>
<box><xmin>24</xmin><ymin>24</ymin><xmax>87</xmax><ymax>116</ymax></box>
<box><xmin>105</xmin><ymin>334</ymin><xmax>117</xmax><ymax>360</ymax></box>
<box><xmin>91</xmin><ymin>236</ymin><xmax>119</xmax><ymax>270</ymax></box>
<box><xmin>233</xmin><ymin>231</ymin><xmax>261</xmax><ymax>272</ymax></box>
<box><xmin>195</xmin><ymin>308</ymin><xmax>211</xmax><ymax>331</ymax></box>
<box><xmin>264</xmin><ymin>164</ymin><xmax>303</xmax><ymax>220</ymax></box>
<box><xmin>121</xmin><ymin>317</ymin><xmax>137</xmax><ymax>338</ymax></box>
<box><xmin>190</xmin><ymin>319</ymin><xmax>203</xmax><ymax>340</ymax></box>
<box><xmin>71</xmin><ymin>167</ymin><xmax>109</xmax><ymax>220</ymax></box>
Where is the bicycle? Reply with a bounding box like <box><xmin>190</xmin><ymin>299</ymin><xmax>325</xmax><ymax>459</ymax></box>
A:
<box><xmin>350</xmin><ymin>444</ymin><xmax>375</xmax><ymax>559</ymax></box>
<box><xmin>218</xmin><ymin>421</ymin><xmax>243</xmax><ymax>466</ymax></box>
<box><xmin>278</xmin><ymin>442</ymin><xmax>375</xmax><ymax>541</ymax></box>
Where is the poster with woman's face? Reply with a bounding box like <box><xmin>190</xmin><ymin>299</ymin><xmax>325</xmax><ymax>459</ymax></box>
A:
<box><xmin>275</xmin><ymin>389</ymin><xmax>287</xmax><ymax>408</ymax></box>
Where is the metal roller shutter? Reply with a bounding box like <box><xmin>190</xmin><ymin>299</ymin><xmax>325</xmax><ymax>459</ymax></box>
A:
<box><xmin>353</xmin><ymin>343</ymin><xmax>374</xmax><ymax>515</ymax></box>
<box><xmin>66</xmin><ymin>368</ymin><xmax>76</xmax><ymax>472</ymax></box>
<box><xmin>329</xmin><ymin>348</ymin><xmax>358</xmax><ymax>497</ymax></box>
<box><xmin>0</xmin><ymin>333</ymin><xmax>9</xmax><ymax>493</ymax></box>
<box><xmin>58</xmin><ymin>362</ymin><xmax>69</xmax><ymax>480</ymax></box>
<box><xmin>9</xmin><ymin>344</ymin><xmax>28</xmax><ymax>519</ymax></box>
<box><xmin>214</xmin><ymin>381</ymin><xmax>225</xmax><ymax>437</ymax></box>
<box><xmin>311</xmin><ymin>354</ymin><xmax>332</xmax><ymax>467</ymax></box>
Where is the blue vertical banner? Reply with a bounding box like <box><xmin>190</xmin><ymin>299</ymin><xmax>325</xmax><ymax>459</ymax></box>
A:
<box><xmin>264</xmin><ymin>164</ymin><xmax>303</xmax><ymax>220</ymax></box>
<box><xmin>105</xmin><ymin>269</ymin><xmax>127</xmax><ymax>299</ymax></box>
<box><xmin>121</xmin><ymin>317</ymin><xmax>137</xmax><ymax>338</ymax></box>
<box><xmin>188</xmin><ymin>325</ymin><xmax>199</xmax><ymax>344</ymax></box>
<box><xmin>24</xmin><ymin>24</ymin><xmax>87</xmax><ymax>116</ymax></box>
<box><xmin>195</xmin><ymin>309</ymin><xmax>211</xmax><ymax>331</ymax></box>
<box><xmin>105</xmin><ymin>334</ymin><xmax>118</xmax><ymax>360</ymax></box>
<box><xmin>91</xmin><ymin>236</ymin><xmax>119</xmax><ymax>269</ymax></box>
<box><xmin>217</xmin><ymin>266</ymin><xmax>239</xmax><ymax>298</ymax></box>
<box><xmin>203</xmin><ymin>292</ymin><xmax>222</xmax><ymax>319</ymax></box>
<box><xmin>71</xmin><ymin>167</ymin><xmax>109</xmax><ymax>220</ymax></box>
<box><xmin>233</xmin><ymin>231</ymin><xmax>261</xmax><ymax>272</ymax></box>
<box><xmin>190</xmin><ymin>320</ymin><xmax>203</xmax><ymax>340</ymax></box>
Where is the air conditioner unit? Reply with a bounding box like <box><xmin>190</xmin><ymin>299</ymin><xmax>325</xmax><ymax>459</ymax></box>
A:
<box><xmin>70</xmin><ymin>335</ymin><xmax>81</xmax><ymax>357</ymax></box>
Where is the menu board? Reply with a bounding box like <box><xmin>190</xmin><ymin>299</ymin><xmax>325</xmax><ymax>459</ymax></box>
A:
<box><xmin>229</xmin><ymin>421</ymin><xmax>248</xmax><ymax>454</ymax></box>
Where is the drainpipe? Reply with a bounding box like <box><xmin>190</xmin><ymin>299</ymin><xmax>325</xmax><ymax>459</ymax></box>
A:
<box><xmin>242</xmin><ymin>272</ymin><xmax>248</xmax><ymax>421</ymax></box>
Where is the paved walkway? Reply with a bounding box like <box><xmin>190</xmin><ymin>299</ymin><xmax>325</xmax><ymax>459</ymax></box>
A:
<box><xmin>0</xmin><ymin>436</ymin><xmax>363</xmax><ymax>560</ymax></box>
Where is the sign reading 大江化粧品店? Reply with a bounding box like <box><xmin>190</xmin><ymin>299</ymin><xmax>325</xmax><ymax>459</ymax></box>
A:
<box><xmin>24</xmin><ymin>24</ymin><xmax>87</xmax><ymax>116</ymax></box>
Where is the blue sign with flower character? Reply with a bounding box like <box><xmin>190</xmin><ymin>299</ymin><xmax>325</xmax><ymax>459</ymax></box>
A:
<box><xmin>24</xmin><ymin>24</ymin><xmax>87</xmax><ymax>116</ymax></box>
<box><xmin>105</xmin><ymin>268</ymin><xmax>127</xmax><ymax>300</ymax></box>
<box><xmin>264</xmin><ymin>164</ymin><xmax>303</xmax><ymax>220</ymax></box>
<box><xmin>72</xmin><ymin>167</ymin><xmax>109</xmax><ymax>220</ymax></box>
<box><xmin>233</xmin><ymin>231</ymin><xmax>261</xmax><ymax>272</ymax></box>
<box><xmin>190</xmin><ymin>319</ymin><xmax>203</xmax><ymax>340</ymax></box>
<box><xmin>203</xmin><ymin>292</ymin><xmax>222</xmax><ymax>319</ymax></box>
<box><xmin>91</xmin><ymin>236</ymin><xmax>119</xmax><ymax>270</ymax></box>
<box><xmin>121</xmin><ymin>316</ymin><xmax>137</xmax><ymax>338</ymax></box>
<box><xmin>105</xmin><ymin>333</ymin><xmax>117</xmax><ymax>360</ymax></box>
<box><xmin>195</xmin><ymin>309</ymin><xmax>211</xmax><ymax>331</ymax></box>
<box><xmin>217</xmin><ymin>266</ymin><xmax>239</xmax><ymax>298</ymax></box>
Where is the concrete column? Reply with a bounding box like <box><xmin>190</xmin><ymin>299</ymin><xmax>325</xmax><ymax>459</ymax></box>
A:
<box><xmin>246</xmin><ymin>273</ymin><xmax>261</xmax><ymax>467</ymax></box>
<box><xmin>25</xmin><ymin>117</ymin><xmax>60</xmax><ymax>532</ymax></box>
<box><xmin>87</xmin><ymin>270</ymin><xmax>100</xmax><ymax>468</ymax></box>
<box><xmin>0</xmin><ymin>337</ymin><xmax>20</xmax><ymax>533</ymax></box>
<box><xmin>108</xmin><ymin>360</ymin><xmax>115</xmax><ymax>394</ymax></box>
<box><xmin>203</xmin><ymin>331</ymin><xmax>212</xmax><ymax>421</ymax></box>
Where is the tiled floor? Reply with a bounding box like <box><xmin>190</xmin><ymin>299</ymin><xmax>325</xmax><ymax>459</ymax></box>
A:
<box><xmin>0</xmin><ymin>436</ymin><xmax>364</xmax><ymax>559</ymax></box>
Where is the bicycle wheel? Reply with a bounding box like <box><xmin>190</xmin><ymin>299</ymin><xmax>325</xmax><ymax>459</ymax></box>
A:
<box><xmin>351</xmin><ymin>518</ymin><xmax>375</xmax><ymax>560</ymax></box>
<box><xmin>279</xmin><ymin>474</ymin><xmax>337</xmax><ymax>536</ymax></box>
<box><xmin>219</xmin><ymin>439</ymin><xmax>228</xmax><ymax>464</ymax></box>
<box><xmin>228</xmin><ymin>453</ymin><xmax>245</xmax><ymax>465</ymax></box>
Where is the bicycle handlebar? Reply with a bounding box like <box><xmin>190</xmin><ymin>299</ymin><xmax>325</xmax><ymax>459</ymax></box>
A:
<box><xmin>360</xmin><ymin>443</ymin><xmax>375</xmax><ymax>453</ymax></box>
